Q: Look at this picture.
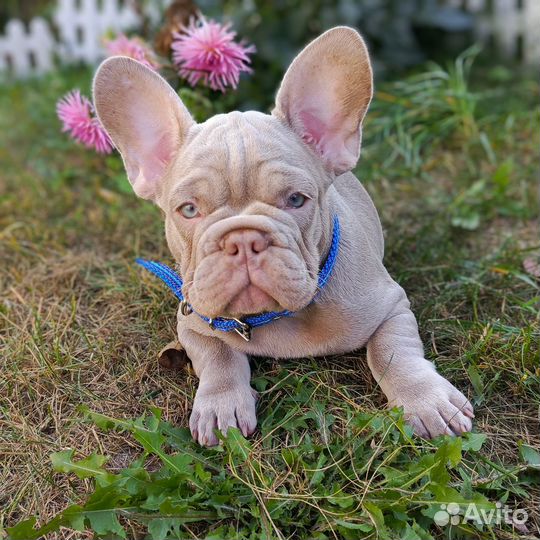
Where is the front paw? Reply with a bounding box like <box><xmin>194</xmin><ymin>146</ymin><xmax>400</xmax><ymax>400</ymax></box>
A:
<box><xmin>189</xmin><ymin>383</ymin><xmax>258</xmax><ymax>447</ymax></box>
<box><xmin>391</xmin><ymin>373</ymin><xmax>474</xmax><ymax>438</ymax></box>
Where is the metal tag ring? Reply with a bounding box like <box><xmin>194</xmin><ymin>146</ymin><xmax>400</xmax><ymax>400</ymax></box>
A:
<box><xmin>179</xmin><ymin>300</ymin><xmax>193</xmax><ymax>316</ymax></box>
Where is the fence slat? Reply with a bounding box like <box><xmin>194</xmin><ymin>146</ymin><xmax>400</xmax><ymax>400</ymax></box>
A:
<box><xmin>6</xmin><ymin>20</ymin><xmax>30</xmax><ymax>76</ymax></box>
<box><xmin>495</xmin><ymin>0</ymin><xmax>519</xmax><ymax>57</ymax></box>
<box><xmin>0</xmin><ymin>18</ymin><xmax>56</xmax><ymax>77</ymax></box>
<box><xmin>523</xmin><ymin>0</ymin><xmax>540</xmax><ymax>64</ymax></box>
<box><xmin>30</xmin><ymin>18</ymin><xmax>56</xmax><ymax>73</ymax></box>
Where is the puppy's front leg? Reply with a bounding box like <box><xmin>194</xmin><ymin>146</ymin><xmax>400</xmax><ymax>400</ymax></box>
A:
<box><xmin>367</xmin><ymin>291</ymin><xmax>474</xmax><ymax>438</ymax></box>
<box><xmin>179</xmin><ymin>326</ymin><xmax>257</xmax><ymax>446</ymax></box>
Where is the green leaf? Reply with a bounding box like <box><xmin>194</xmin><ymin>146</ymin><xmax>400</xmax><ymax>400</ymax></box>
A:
<box><xmin>518</xmin><ymin>442</ymin><xmax>540</xmax><ymax>468</ymax></box>
<box><xmin>132</xmin><ymin>420</ymin><xmax>166</xmax><ymax>455</ymax></box>
<box><xmin>158</xmin><ymin>499</ymin><xmax>221</xmax><ymax>522</ymax></box>
<box><xmin>445</xmin><ymin>436</ymin><xmax>463</xmax><ymax>467</ymax></box>
<box><xmin>194</xmin><ymin>461</ymin><xmax>212</xmax><ymax>482</ymax></box>
<box><xmin>167</xmin><ymin>453</ymin><xmax>194</xmax><ymax>473</ymax></box>
<box><xmin>63</xmin><ymin>505</ymin><xmax>86</xmax><ymax>531</ymax></box>
<box><xmin>430</xmin><ymin>437</ymin><xmax>462</xmax><ymax>484</ymax></box>
<box><xmin>400</xmin><ymin>523</ymin><xmax>423</xmax><ymax>540</ymax></box>
<box><xmin>7</xmin><ymin>506</ymin><xmax>87</xmax><ymax>540</ymax></box>
<box><xmin>147</xmin><ymin>407</ymin><xmax>163</xmax><ymax>424</ymax></box>
<box><xmin>459</xmin><ymin>476</ymin><xmax>473</xmax><ymax>499</ymax></box>
<box><xmin>467</xmin><ymin>365</ymin><xmax>484</xmax><ymax>400</ymax></box>
<box><xmin>327</xmin><ymin>495</ymin><xmax>354</xmax><ymax>509</ymax></box>
<box><xmin>147</xmin><ymin>517</ymin><xmax>175</xmax><ymax>540</ymax></box>
<box><xmin>451</xmin><ymin>211</ymin><xmax>480</xmax><ymax>230</ymax></box>
<box><xmin>308</xmin><ymin>452</ymin><xmax>327</xmax><ymax>487</ymax></box>
<box><xmin>403</xmin><ymin>522</ymin><xmax>434</xmax><ymax>540</ymax></box>
<box><xmin>281</xmin><ymin>447</ymin><xmax>297</xmax><ymax>467</ymax></box>
<box><xmin>492</xmin><ymin>159</ymin><xmax>513</xmax><ymax>191</ymax></box>
<box><xmin>80</xmin><ymin>407</ymin><xmax>130</xmax><ymax>432</ymax></box>
<box><xmin>461</xmin><ymin>432</ymin><xmax>487</xmax><ymax>452</ymax></box>
<box><xmin>6</xmin><ymin>517</ymin><xmax>39</xmax><ymax>540</ymax></box>
<box><xmin>50</xmin><ymin>450</ymin><xmax>114</xmax><ymax>486</ymax></box>
<box><xmin>300</xmin><ymin>401</ymin><xmax>335</xmax><ymax>439</ymax></box>
<box><xmin>221</xmin><ymin>428</ymin><xmax>251</xmax><ymax>461</ymax></box>
<box><xmin>86</xmin><ymin>510</ymin><xmax>126</xmax><ymax>538</ymax></box>
<box><xmin>335</xmin><ymin>519</ymin><xmax>373</xmax><ymax>531</ymax></box>
<box><xmin>363</xmin><ymin>502</ymin><xmax>389</xmax><ymax>539</ymax></box>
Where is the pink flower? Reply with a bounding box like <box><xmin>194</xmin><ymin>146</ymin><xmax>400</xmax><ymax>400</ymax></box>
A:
<box><xmin>104</xmin><ymin>33</ymin><xmax>160</xmax><ymax>71</ymax></box>
<box><xmin>171</xmin><ymin>18</ymin><xmax>255</xmax><ymax>92</ymax></box>
<box><xmin>56</xmin><ymin>90</ymin><xmax>113</xmax><ymax>154</ymax></box>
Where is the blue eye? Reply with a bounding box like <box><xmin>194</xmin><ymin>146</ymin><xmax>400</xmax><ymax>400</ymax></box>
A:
<box><xmin>178</xmin><ymin>202</ymin><xmax>199</xmax><ymax>219</ymax></box>
<box><xmin>287</xmin><ymin>192</ymin><xmax>306</xmax><ymax>208</ymax></box>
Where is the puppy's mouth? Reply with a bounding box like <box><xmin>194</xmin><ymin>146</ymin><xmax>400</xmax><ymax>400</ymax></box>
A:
<box><xmin>225</xmin><ymin>283</ymin><xmax>279</xmax><ymax>317</ymax></box>
<box><xmin>187</xmin><ymin>253</ymin><xmax>315</xmax><ymax>319</ymax></box>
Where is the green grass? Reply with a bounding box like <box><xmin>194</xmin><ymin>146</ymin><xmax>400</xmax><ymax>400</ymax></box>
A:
<box><xmin>0</xmin><ymin>55</ymin><xmax>539</xmax><ymax>540</ymax></box>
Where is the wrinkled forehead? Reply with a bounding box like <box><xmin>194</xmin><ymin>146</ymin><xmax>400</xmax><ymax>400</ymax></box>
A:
<box><xmin>168</xmin><ymin>111</ymin><xmax>321</xmax><ymax>205</ymax></box>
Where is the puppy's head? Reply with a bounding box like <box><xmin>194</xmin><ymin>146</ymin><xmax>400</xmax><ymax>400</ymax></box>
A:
<box><xmin>93</xmin><ymin>27</ymin><xmax>372</xmax><ymax>318</ymax></box>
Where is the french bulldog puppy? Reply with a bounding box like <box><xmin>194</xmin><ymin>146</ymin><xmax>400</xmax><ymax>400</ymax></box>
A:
<box><xmin>93</xmin><ymin>27</ymin><xmax>474</xmax><ymax>447</ymax></box>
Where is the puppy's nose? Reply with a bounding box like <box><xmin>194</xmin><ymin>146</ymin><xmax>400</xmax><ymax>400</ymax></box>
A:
<box><xmin>222</xmin><ymin>229</ymin><xmax>269</xmax><ymax>257</ymax></box>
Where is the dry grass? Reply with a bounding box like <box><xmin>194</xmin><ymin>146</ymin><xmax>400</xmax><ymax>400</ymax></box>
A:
<box><xmin>0</xmin><ymin>66</ymin><xmax>539</xmax><ymax>538</ymax></box>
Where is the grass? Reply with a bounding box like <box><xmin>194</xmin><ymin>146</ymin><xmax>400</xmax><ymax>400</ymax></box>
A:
<box><xmin>0</xmin><ymin>54</ymin><xmax>539</xmax><ymax>539</ymax></box>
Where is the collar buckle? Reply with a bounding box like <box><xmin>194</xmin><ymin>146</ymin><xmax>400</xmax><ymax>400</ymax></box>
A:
<box><xmin>208</xmin><ymin>316</ymin><xmax>252</xmax><ymax>341</ymax></box>
<box><xmin>232</xmin><ymin>319</ymin><xmax>252</xmax><ymax>341</ymax></box>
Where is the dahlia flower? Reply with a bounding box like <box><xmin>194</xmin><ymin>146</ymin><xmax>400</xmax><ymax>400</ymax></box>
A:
<box><xmin>56</xmin><ymin>90</ymin><xmax>113</xmax><ymax>154</ymax></box>
<box><xmin>104</xmin><ymin>33</ymin><xmax>161</xmax><ymax>71</ymax></box>
<box><xmin>171</xmin><ymin>18</ymin><xmax>255</xmax><ymax>92</ymax></box>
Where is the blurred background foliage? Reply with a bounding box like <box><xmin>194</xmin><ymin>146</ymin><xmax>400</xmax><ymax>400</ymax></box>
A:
<box><xmin>0</xmin><ymin>0</ymin><xmax>492</xmax><ymax>112</ymax></box>
<box><xmin>198</xmin><ymin>0</ymin><xmax>475</xmax><ymax>109</ymax></box>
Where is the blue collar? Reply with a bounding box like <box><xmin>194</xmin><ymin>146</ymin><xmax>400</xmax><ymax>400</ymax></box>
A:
<box><xmin>136</xmin><ymin>215</ymin><xmax>340</xmax><ymax>342</ymax></box>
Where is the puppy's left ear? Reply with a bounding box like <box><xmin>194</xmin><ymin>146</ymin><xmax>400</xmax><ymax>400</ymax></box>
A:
<box><xmin>273</xmin><ymin>27</ymin><xmax>373</xmax><ymax>176</ymax></box>
<box><xmin>93</xmin><ymin>56</ymin><xmax>194</xmax><ymax>201</ymax></box>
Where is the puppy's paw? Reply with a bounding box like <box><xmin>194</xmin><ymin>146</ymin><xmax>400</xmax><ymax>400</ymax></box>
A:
<box><xmin>189</xmin><ymin>384</ymin><xmax>257</xmax><ymax>447</ymax></box>
<box><xmin>392</xmin><ymin>373</ymin><xmax>474</xmax><ymax>438</ymax></box>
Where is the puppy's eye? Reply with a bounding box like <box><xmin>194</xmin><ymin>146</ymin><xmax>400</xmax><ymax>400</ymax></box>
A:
<box><xmin>287</xmin><ymin>192</ymin><xmax>307</xmax><ymax>209</ymax></box>
<box><xmin>178</xmin><ymin>202</ymin><xmax>199</xmax><ymax>219</ymax></box>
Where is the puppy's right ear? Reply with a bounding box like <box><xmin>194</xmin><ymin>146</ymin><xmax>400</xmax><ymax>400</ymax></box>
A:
<box><xmin>93</xmin><ymin>56</ymin><xmax>194</xmax><ymax>201</ymax></box>
<box><xmin>273</xmin><ymin>27</ymin><xmax>372</xmax><ymax>176</ymax></box>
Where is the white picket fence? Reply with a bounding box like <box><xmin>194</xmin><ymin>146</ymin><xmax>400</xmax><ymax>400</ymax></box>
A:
<box><xmin>0</xmin><ymin>0</ymin><xmax>539</xmax><ymax>78</ymax></box>
<box><xmin>0</xmin><ymin>18</ymin><xmax>55</xmax><ymax>76</ymax></box>
<box><xmin>0</xmin><ymin>0</ymin><xmax>169</xmax><ymax>78</ymax></box>
<box><xmin>447</xmin><ymin>0</ymin><xmax>540</xmax><ymax>64</ymax></box>
<box><xmin>54</xmin><ymin>0</ymin><xmax>140</xmax><ymax>65</ymax></box>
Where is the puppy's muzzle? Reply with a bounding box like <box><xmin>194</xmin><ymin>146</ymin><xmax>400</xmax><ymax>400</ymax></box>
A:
<box><xmin>188</xmin><ymin>214</ymin><xmax>313</xmax><ymax>318</ymax></box>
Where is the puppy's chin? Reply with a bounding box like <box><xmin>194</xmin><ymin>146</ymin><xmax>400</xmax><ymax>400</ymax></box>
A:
<box><xmin>225</xmin><ymin>285</ymin><xmax>280</xmax><ymax>317</ymax></box>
